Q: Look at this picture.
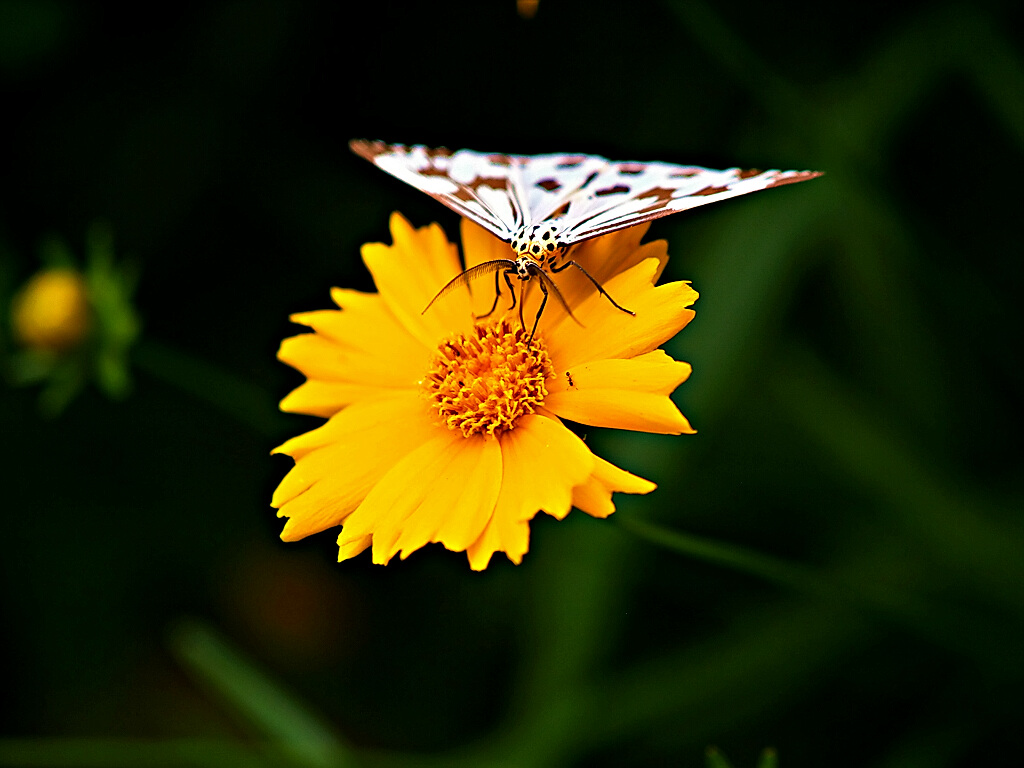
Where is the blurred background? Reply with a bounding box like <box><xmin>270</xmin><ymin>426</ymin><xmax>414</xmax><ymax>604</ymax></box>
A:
<box><xmin>1</xmin><ymin>1</ymin><xmax>1021</xmax><ymax>766</ymax></box>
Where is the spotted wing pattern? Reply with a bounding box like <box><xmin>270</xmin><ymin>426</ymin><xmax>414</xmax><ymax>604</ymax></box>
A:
<box><xmin>349</xmin><ymin>139</ymin><xmax>821</xmax><ymax>247</ymax></box>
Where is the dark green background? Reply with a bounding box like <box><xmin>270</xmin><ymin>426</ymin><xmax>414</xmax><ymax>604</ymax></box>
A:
<box><xmin>1</xmin><ymin>1</ymin><xmax>1021</xmax><ymax>766</ymax></box>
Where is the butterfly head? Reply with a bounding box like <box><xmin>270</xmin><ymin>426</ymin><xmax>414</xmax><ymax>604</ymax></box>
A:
<box><xmin>509</xmin><ymin>222</ymin><xmax>563</xmax><ymax>261</ymax></box>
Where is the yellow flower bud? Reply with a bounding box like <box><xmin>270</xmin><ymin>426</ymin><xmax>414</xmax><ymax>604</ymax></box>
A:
<box><xmin>11</xmin><ymin>268</ymin><xmax>92</xmax><ymax>352</ymax></box>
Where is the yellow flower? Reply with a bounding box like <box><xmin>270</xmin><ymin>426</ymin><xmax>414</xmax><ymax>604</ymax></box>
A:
<box><xmin>11</xmin><ymin>268</ymin><xmax>92</xmax><ymax>353</ymax></box>
<box><xmin>271</xmin><ymin>213</ymin><xmax>698</xmax><ymax>570</ymax></box>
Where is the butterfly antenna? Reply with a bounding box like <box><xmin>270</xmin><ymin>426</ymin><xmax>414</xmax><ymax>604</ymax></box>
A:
<box><xmin>423</xmin><ymin>259</ymin><xmax>516</xmax><ymax>314</ymax></box>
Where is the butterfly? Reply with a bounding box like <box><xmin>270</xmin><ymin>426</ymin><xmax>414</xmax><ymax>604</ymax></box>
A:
<box><xmin>350</xmin><ymin>139</ymin><xmax>821</xmax><ymax>338</ymax></box>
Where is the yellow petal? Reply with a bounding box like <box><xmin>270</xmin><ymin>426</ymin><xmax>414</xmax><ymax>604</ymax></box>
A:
<box><xmin>336</xmin><ymin>431</ymin><xmax>500</xmax><ymax>564</ymax></box>
<box><xmin>277</xmin><ymin>289</ymin><xmax>430</xmax><ymax>416</ymax></box>
<box><xmin>464</xmin><ymin>413</ymin><xmax>595</xmax><ymax>569</ymax></box>
<box><xmin>466</xmin><ymin>511</ymin><xmax>530</xmax><ymax>571</ymax></box>
<box><xmin>271</xmin><ymin>395</ymin><xmax>441</xmax><ymax>541</ymax></box>
<box><xmin>272</xmin><ymin>393</ymin><xmax>428</xmax><ymax>460</ymax></box>
<box><xmin>361</xmin><ymin>213</ymin><xmax>473</xmax><ymax>347</ymax></box>
<box><xmin>571</xmin><ymin>455</ymin><xmax>656</xmax><ymax>518</ymax></box>
<box><xmin>555</xmin><ymin>350</ymin><xmax>691</xmax><ymax>394</ymax></box>
<box><xmin>278</xmin><ymin>333</ymin><xmax>426</xmax><ymax>393</ymax></box>
<box><xmin>293</xmin><ymin>288</ymin><xmax>428</xmax><ymax>360</ymax></box>
<box><xmin>338</xmin><ymin>534</ymin><xmax>372</xmax><ymax>562</ymax></box>
<box><xmin>545</xmin><ymin>258</ymin><xmax>699</xmax><ymax>369</ymax></box>
<box><xmin>547</xmin><ymin>390</ymin><xmax>693</xmax><ymax>434</ymax></box>
<box><xmin>391</xmin><ymin>435</ymin><xmax>503</xmax><ymax>561</ymax></box>
<box><xmin>545</xmin><ymin>351</ymin><xmax>695</xmax><ymax>434</ymax></box>
<box><xmin>279</xmin><ymin>381</ymin><xmax>388</xmax><ymax>417</ymax></box>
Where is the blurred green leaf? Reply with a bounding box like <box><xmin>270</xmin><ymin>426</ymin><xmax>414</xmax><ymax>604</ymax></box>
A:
<box><xmin>168</xmin><ymin>619</ymin><xmax>351</xmax><ymax>768</ymax></box>
<box><xmin>85</xmin><ymin>223</ymin><xmax>140</xmax><ymax>399</ymax></box>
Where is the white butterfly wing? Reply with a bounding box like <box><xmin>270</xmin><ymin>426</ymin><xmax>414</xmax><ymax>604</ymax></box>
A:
<box><xmin>553</xmin><ymin>161</ymin><xmax>821</xmax><ymax>244</ymax></box>
<box><xmin>351</xmin><ymin>140</ymin><xmax>821</xmax><ymax>247</ymax></box>
<box><xmin>509</xmin><ymin>152</ymin><xmax>611</xmax><ymax>224</ymax></box>
<box><xmin>350</xmin><ymin>140</ymin><xmax>524</xmax><ymax>241</ymax></box>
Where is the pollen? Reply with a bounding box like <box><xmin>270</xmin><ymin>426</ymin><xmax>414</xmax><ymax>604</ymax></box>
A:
<box><xmin>422</xmin><ymin>319</ymin><xmax>555</xmax><ymax>438</ymax></box>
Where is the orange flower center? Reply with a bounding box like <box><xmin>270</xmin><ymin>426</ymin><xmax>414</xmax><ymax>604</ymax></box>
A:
<box><xmin>422</xmin><ymin>319</ymin><xmax>555</xmax><ymax>438</ymax></box>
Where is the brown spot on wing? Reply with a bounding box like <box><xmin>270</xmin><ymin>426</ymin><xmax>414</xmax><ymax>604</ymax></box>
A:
<box><xmin>556</xmin><ymin>157</ymin><xmax>587</xmax><ymax>169</ymax></box>
<box><xmin>424</xmin><ymin>145</ymin><xmax>454</xmax><ymax>160</ymax></box>
<box><xmin>450</xmin><ymin>176</ymin><xmax>510</xmax><ymax>201</ymax></box>
<box><xmin>693</xmin><ymin>184</ymin><xmax>731</xmax><ymax>196</ymax></box>
<box><xmin>594</xmin><ymin>184</ymin><xmax>630</xmax><ymax>197</ymax></box>
<box><xmin>637</xmin><ymin>186</ymin><xmax>677</xmax><ymax>201</ymax></box>
<box><xmin>738</xmin><ymin>168</ymin><xmax>763</xmax><ymax>179</ymax></box>
<box><xmin>536</xmin><ymin>179</ymin><xmax>562</xmax><ymax>191</ymax></box>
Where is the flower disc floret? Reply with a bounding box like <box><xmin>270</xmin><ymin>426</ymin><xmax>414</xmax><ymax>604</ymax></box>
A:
<box><xmin>423</xmin><ymin>319</ymin><xmax>555</xmax><ymax>437</ymax></box>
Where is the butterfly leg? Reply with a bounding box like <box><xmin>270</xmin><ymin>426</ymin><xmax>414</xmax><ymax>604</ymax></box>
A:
<box><xmin>477</xmin><ymin>267</ymin><xmax>509</xmax><ymax>319</ymax></box>
<box><xmin>528</xmin><ymin>277</ymin><xmax>549</xmax><ymax>342</ymax></box>
<box><xmin>551</xmin><ymin>260</ymin><xmax>635</xmax><ymax>316</ymax></box>
<box><xmin>500</xmin><ymin>269</ymin><xmax>518</xmax><ymax>316</ymax></box>
<box><xmin>517</xmin><ymin>279</ymin><xmax>526</xmax><ymax>334</ymax></box>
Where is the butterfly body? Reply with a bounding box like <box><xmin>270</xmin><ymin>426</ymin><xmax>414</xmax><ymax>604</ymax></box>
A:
<box><xmin>510</xmin><ymin>221</ymin><xmax>563</xmax><ymax>259</ymax></box>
